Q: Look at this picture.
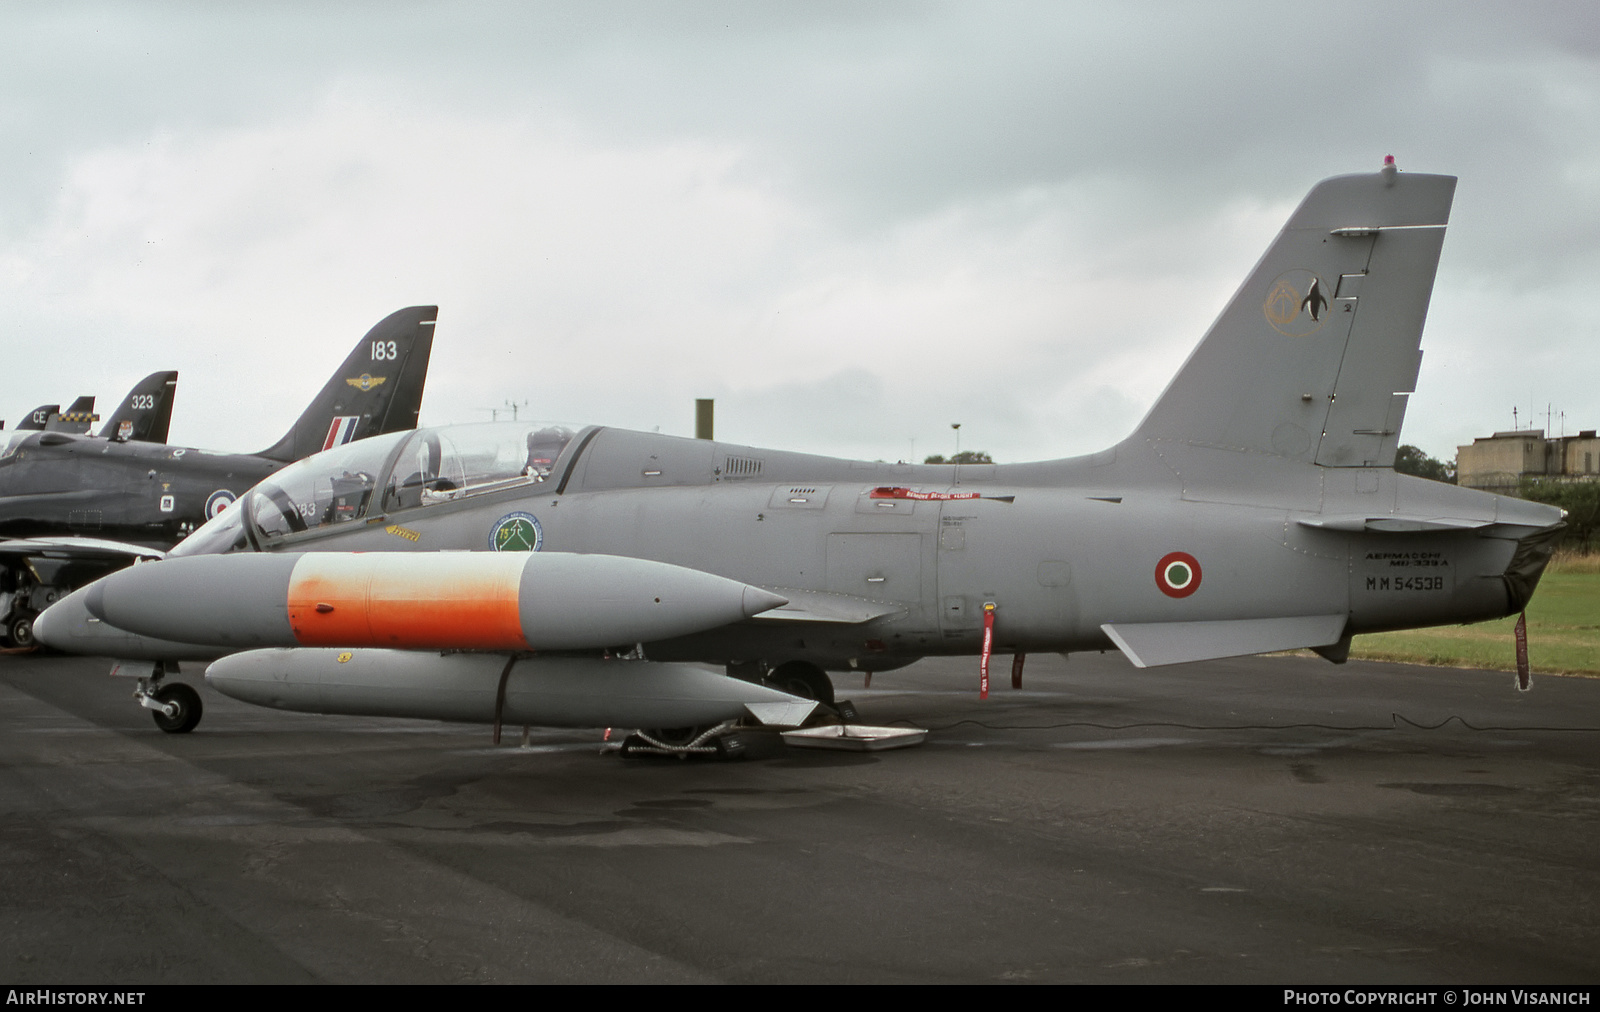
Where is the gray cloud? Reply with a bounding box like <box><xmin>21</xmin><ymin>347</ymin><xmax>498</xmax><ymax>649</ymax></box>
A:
<box><xmin>1</xmin><ymin>1</ymin><xmax>1595</xmax><ymax>465</ymax></box>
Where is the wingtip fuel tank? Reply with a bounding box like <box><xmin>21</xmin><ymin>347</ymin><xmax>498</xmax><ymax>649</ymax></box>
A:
<box><xmin>65</xmin><ymin>551</ymin><xmax>787</xmax><ymax>653</ymax></box>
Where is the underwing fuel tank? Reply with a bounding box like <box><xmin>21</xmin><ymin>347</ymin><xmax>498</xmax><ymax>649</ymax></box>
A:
<box><xmin>79</xmin><ymin>552</ymin><xmax>787</xmax><ymax>651</ymax></box>
<box><xmin>206</xmin><ymin>649</ymin><xmax>810</xmax><ymax>729</ymax></box>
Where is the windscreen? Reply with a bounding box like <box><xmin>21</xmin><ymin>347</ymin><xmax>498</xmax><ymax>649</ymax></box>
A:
<box><xmin>246</xmin><ymin>431</ymin><xmax>411</xmax><ymax>540</ymax></box>
<box><xmin>168</xmin><ymin>497</ymin><xmax>249</xmax><ymax>557</ymax></box>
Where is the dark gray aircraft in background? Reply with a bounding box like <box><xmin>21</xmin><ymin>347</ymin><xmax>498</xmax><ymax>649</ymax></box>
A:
<box><xmin>12</xmin><ymin>403</ymin><xmax>62</xmax><ymax>432</ymax></box>
<box><xmin>39</xmin><ymin>165</ymin><xmax>1567</xmax><ymax>743</ymax></box>
<box><xmin>11</xmin><ymin>371</ymin><xmax>180</xmax><ymax>442</ymax></box>
<box><xmin>45</xmin><ymin>396</ymin><xmax>99</xmax><ymax>435</ymax></box>
<box><xmin>14</xmin><ymin>396</ymin><xmax>100</xmax><ymax>435</ymax></box>
<box><xmin>0</xmin><ymin>306</ymin><xmax>437</xmax><ymax>647</ymax></box>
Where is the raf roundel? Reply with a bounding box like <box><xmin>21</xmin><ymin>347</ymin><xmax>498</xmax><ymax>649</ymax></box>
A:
<box><xmin>1155</xmin><ymin>551</ymin><xmax>1201</xmax><ymax>599</ymax></box>
<box><xmin>490</xmin><ymin>512</ymin><xmax>543</xmax><ymax>552</ymax></box>
<box><xmin>204</xmin><ymin>489</ymin><xmax>237</xmax><ymax>520</ymax></box>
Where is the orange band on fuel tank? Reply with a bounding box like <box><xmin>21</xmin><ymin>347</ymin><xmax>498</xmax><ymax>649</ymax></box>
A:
<box><xmin>287</xmin><ymin>553</ymin><xmax>530</xmax><ymax>650</ymax></box>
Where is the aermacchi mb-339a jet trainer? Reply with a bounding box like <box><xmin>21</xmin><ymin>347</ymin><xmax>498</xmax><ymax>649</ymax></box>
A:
<box><xmin>0</xmin><ymin>307</ymin><xmax>437</xmax><ymax>647</ymax></box>
<box><xmin>39</xmin><ymin>164</ymin><xmax>1566</xmax><ymax>747</ymax></box>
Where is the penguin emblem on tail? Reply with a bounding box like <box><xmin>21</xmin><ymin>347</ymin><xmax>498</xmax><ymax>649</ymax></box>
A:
<box><xmin>1300</xmin><ymin>278</ymin><xmax>1327</xmax><ymax>322</ymax></box>
<box><xmin>1263</xmin><ymin>269</ymin><xmax>1332</xmax><ymax>336</ymax></box>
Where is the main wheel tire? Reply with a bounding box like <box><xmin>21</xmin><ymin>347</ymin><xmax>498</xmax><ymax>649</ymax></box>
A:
<box><xmin>151</xmin><ymin>683</ymin><xmax>203</xmax><ymax>734</ymax></box>
<box><xmin>8</xmin><ymin>612</ymin><xmax>36</xmax><ymax>650</ymax></box>
<box><xmin>645</xmin><ymin>726</ymin><xmax>703</xmax><ymax>748</ymax></box>
<box><xmin>764</xmin><ymin>661</ymin><xmax>835</xmax><ymax>705</ymax></box>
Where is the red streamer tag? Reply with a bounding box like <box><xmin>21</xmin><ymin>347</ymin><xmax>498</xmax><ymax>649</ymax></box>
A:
<box><xmin>1514</xmin><ymin>612</ymin><xmax>1531</xmax><ymax>692</ymax></box>
<box><xmin>980</xmin><ymin>602</ymin><xmax>996</xmax><ymax>700</ymax></box>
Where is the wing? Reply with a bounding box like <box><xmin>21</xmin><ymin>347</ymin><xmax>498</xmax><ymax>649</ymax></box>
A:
<box><xmin>0</xmin><ymin>536</ymin><xmax>165</xmax><ymax>563</ymax></box>
<box><xmin>747</xmin><ymin>587</ymin><xmax>907</xmax><ymax>624</ymax></box>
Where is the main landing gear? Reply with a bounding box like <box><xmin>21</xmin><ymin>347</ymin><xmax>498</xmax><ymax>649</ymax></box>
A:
<box><xmin>762</xmin><ymin>660</ymin><xmax>836</xmax><ymax>705</ymax></box>
<box><xmin>619</xmin><ymin>660</ymin><xmax>849</xmax><ymax>760</ymax></box>
<box><xmin>7</xmin><ymin>611</ymin><xmax>38</xmax><ymax>650</ymax></box>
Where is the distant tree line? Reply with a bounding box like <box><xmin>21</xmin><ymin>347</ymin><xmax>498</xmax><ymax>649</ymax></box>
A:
<box><xmin>1518</xmin><ymin>479</ymin><xmax>1598</xmax><ymax>555</ymax></box>
<box><xmin>924</xmin><ymin>451</ymin><xmax>993</xmax><ymax>465</ymax></box>
<box><xmin>1394</xmin><ymin>445</ymin><xmax>1454</xmax><ymax>483</ymax></box>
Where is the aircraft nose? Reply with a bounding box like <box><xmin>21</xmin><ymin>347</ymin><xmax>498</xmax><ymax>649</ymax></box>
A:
<box><xmin>32</xmin><ymin>590</ymin><xmax>86</xmax><ymax>652</ymax></box>
<box><xmin>32</xmin><ymin>581</ymin><xmax>219</xmax><ymax>662</ymax></box>
<box><xmin>741</xmin><ymin>586</ymin><xmax>789</xmax><ymax>618</ymax></box>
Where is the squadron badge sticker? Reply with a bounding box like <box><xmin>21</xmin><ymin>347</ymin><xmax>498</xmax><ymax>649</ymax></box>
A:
<box><xmin>1263</xmin><ymin>270</ymin><xmax>1330</xmax><ymax>336</ymax></box>
<box><xmin>490</xmin><ymin>511</ymin><xmax>543</xmax><ymax>552</ymax></box>
<box><xmin>1155</xmin><ymin>551</ymin><xmax>1201</xmax><ymax>598</ymax></box>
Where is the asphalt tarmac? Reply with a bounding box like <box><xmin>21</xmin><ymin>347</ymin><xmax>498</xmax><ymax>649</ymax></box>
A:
<box><xmin>2</xmin><ymin>649</ymin><xmax>1597</xmax><ymax>984</ymax></box>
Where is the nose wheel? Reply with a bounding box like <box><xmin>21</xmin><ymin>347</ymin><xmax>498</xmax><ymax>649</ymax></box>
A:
<box><xmin>137</xmin><ymin>680</ymin><xmax>203</xmax><ymax>734</ymax></box>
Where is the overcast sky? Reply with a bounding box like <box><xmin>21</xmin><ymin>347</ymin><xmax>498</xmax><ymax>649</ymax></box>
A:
<box><xmin>2</xmin><ymin>1</ymin><xmax>1596</xmax><ymax>466</ymax></box>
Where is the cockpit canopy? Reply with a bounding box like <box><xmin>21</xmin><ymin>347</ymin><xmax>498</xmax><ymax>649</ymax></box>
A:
<box><xmin>170</xmin><ymin>422</ymin><xmax>579</xmax><ymax>556</ymax></box>
<box><xmin>0</xmin><ymin>432</ymin><xmax>30</xmax><ymax>458</ymax></box>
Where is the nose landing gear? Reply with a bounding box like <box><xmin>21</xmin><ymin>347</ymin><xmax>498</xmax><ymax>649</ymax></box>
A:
<box><xmin>133</xmin><ymin>671</ymin><xmax>203</xmax><ymax>734</ymax></box>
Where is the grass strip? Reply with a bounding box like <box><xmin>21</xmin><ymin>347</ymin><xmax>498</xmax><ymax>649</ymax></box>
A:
<box><xmin>1350</xmin><ymin>567</ymin><xmax>1600</xmax><ymax>675</ymax></box>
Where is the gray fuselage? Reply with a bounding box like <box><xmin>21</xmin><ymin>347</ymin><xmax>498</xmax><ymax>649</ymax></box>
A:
<box><xmin>182</xmin><ymin>423</ymin><xmax>1556</xmax><ymax>674</ymax></box>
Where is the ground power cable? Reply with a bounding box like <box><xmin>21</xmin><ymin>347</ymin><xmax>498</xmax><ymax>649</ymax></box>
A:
<box><xmin>893</xmin><ymin>713</ymin><xmax>1600</xmax><ymax>734</ymax></box>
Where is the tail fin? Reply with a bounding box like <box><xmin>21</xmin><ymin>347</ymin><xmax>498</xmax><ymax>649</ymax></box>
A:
<box><xmin>47</xmin><ymin>396</ymin><xmax>98</xmax><ymax>434</ymax></box>
<box><xmin>1130</xmin><ymin>166</ymin><xmax>1456</xmax><ymax>469</ymax></box>
<box><xmin>17</xmin><ymin>404</ymin><xmax>61</xmax><ymax>431</ymax></box>
<box><xmin>256</xmin><ymin>306</ymin><xmax>437</xmax><ymax>463</ymax></box>
<box><xmin>98</xmin><ymin>371</ymin><xmax>178</xmax><ymax>442</ymax></box>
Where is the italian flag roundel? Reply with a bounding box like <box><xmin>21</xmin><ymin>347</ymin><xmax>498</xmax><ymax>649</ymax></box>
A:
<box><xmin>1156</xmin><ymin>551</ymin><xmax>1201</xmax><ymax>598</ymax></box>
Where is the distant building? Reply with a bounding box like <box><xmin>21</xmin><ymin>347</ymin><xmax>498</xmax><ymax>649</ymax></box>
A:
<box><xmin>1456</xmin><ymin>428</ymin><xmax>1600</xmax><ymax>492</ymax></box>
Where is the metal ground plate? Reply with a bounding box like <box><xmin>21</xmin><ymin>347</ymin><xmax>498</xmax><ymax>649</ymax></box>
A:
<box><xmin>781</xmin><ymin>723</ymin><xmax>927</xmax><ymax>751</ymax></box>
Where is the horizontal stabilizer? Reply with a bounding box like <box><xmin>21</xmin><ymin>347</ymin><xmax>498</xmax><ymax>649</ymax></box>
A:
<box><xmin>1102</xmin><ymin>614</ymin><xmax>1347</xmax><ymax>668</ymax></box>
<box><xmin>1298</xmin><ymin>514</ymin><xmax>1493</xmax><ymax>533</ymax></box>
<box><xmin>750</xmin><ymin>588</ymin><xmax>905</xmax><ymax>624</ymax></box>
<box><xmin>48</xmin><ymin>396</ymin><xmax>98</xmax><ymax>434</ymax></box>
